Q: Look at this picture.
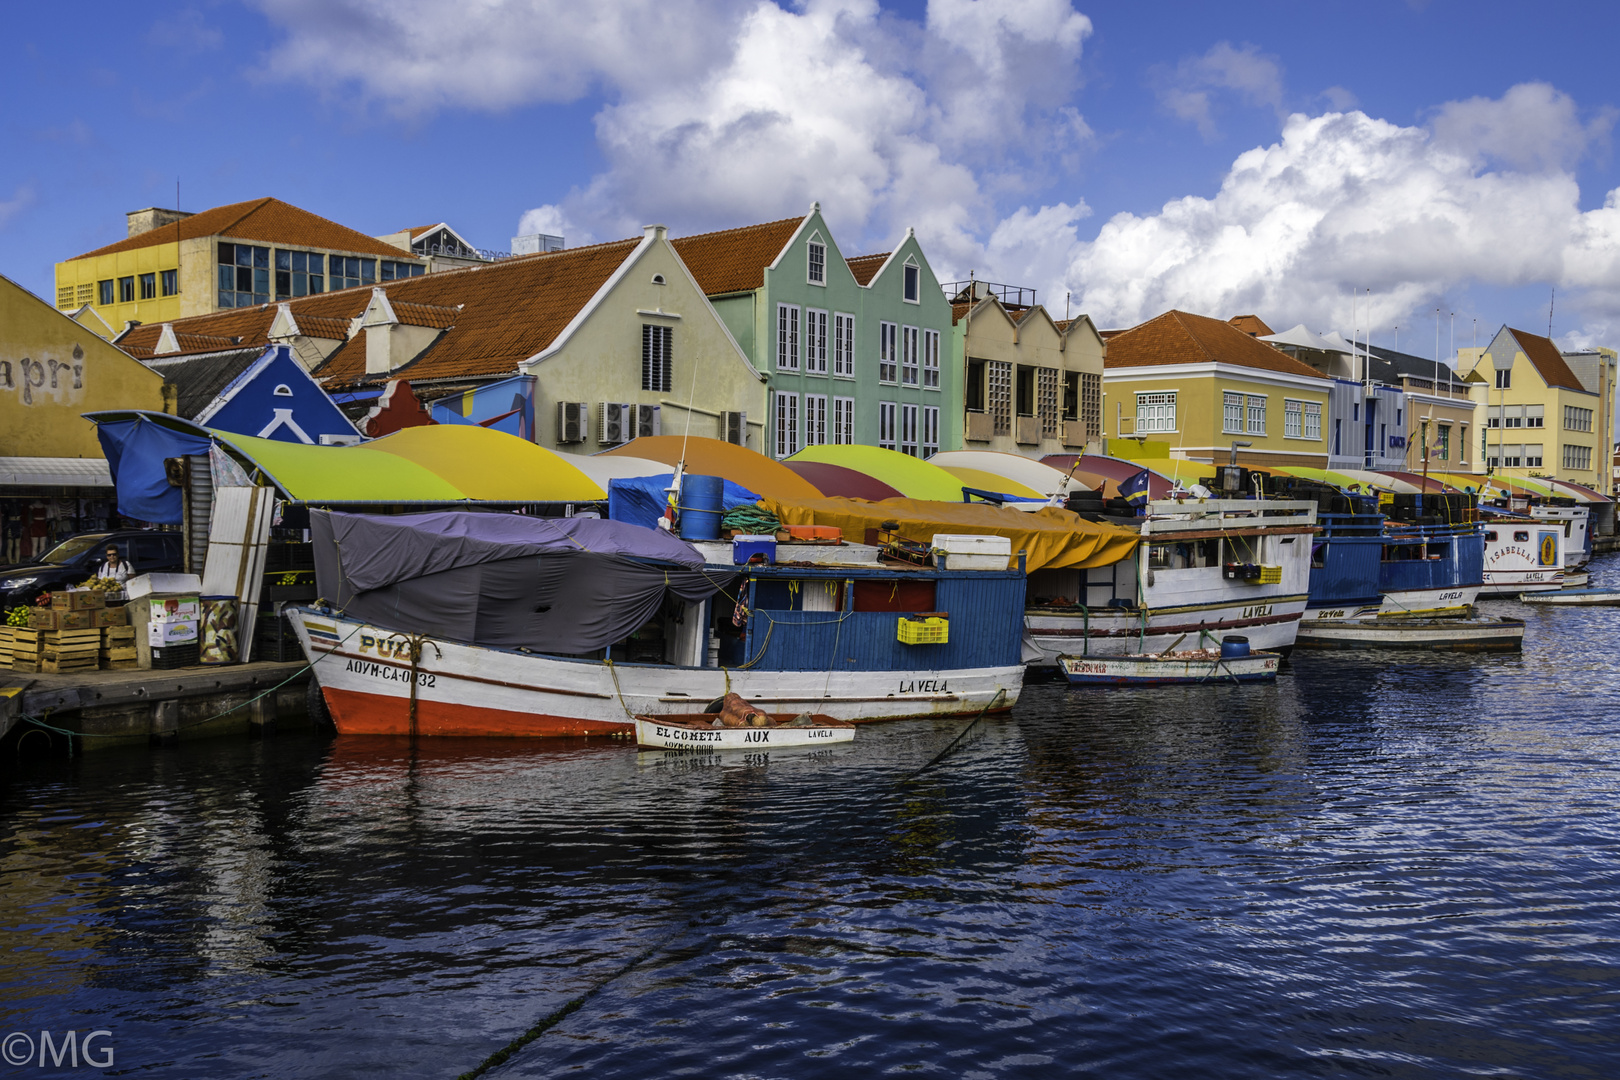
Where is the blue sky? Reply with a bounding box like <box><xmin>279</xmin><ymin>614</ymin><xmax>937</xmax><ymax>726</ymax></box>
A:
<box><xmin>6</xmin><ymin>1</ymin><xmax>1620</xmax><ymax>354</ymax></box>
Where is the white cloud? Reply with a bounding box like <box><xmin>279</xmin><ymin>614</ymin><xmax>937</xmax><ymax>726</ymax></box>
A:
<box><xmin>0</xmin><ymin>186</ymin><xmax>35</xmax><ymax>231</ymax></box>
<box><xmin>1046</xmin><ymin>88</ymin><xmax>1620</xmax><ymax>338</ymax></box>
<box><xmin>254</xmin><ymin>0</ymin><xmax>1092</xmax><ymax>268</ymax></box>
<box><xmin>1155</xmin><ymin>41</ymin><xmax>1285</xmax><ymax>141</ymax></box>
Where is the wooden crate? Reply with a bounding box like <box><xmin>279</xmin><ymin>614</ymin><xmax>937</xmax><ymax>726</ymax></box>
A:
<box><xmin>42</xmin><ymin>657</ymin><xmax>98</xmax><ymax>674</ymax></box>
<box><xmin>102</xmin><ymin>626</ymin><xmax>136</xmax><ymax>645</ymax></box>
<box><xmin>14</xmin><ymin>657</ymin><xmax>41</xmax><ymax>673</ymax></box>
<box><xmin>100</xmin><ymin>646</ymin><xmax>138</xmax><ymax>663</ymax></box>
<box><xmin>12</xmin><ymin>628</ymin><xmax>44</xmax><ymax>659</ymax></box>
<box><xmin>102</xmin><ymin>660</ymin><xmax>138</xmax><ymax>671</ymax></box>
<box><xmin>45</xmin><ymin>628</ymin><xmax>102</xmax><ymax>646</ymax></box>
<box><xmin>50</xmin><ymin>590</ymin><xmax>105</xmax><ymax>611</ymax></box>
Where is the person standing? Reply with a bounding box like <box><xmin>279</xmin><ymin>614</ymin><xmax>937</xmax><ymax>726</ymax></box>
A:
<box><xmin>96</xmin><ymin>545</ymin><xmax>135</xmax><ymax>584</ymax></box>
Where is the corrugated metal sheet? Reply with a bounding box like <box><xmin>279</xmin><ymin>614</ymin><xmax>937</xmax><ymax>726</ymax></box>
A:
<box><xmin>184</xmin><ymin>454</ymin><xmax>213</xmax><ymax>575</ymax></box>
<box><xmin>743</xmin><ymin>568</ymin><xmax>1024</xmax><ymax>672</ymax></box>
<box><xmin>0</xmin><ymin>456</ymin><xmax>113</xmax><ymax>487</ymax></box>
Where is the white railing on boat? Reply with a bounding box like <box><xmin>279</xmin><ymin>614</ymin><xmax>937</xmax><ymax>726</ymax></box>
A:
<box><xmin>1140</xmin><ymin>499</ymin><xmax>1318</xmax><ymax>535</ymax></box>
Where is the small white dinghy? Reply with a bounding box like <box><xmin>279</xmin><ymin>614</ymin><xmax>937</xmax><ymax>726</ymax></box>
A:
<box><xmin>1060</xmin><ymin>636</ymin><xmax>1280</xmax><ymax>686</ymax></box>
<box><xmin>634</xmin><ymin>713</ymin><xmax>856</xmax><ymax>749</ymax></box>
<box><xmin>1295</xmin><ymin>616</ymin><xmax>1525</xmax><ymax>650</ymax></box>
<box><xmin>1519</xmin><ymin>587</ymin><xmax>1620</xmax><ymax>607</ymax></box>
<box><xmin>1562</xmin><ymin>570</ymin><xmax>1591</xmax><ymax>589</ymax></box>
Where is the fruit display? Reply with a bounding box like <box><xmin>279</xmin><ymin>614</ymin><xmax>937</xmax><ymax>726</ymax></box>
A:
<box><xmin>5</xmin><ymin>606</ymin><xmax>29</xmax><ymax>627</ymax></box>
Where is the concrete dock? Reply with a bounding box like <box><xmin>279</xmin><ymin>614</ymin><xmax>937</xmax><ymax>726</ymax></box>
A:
<box><xmin>2</xmin><ymin>660</ymin><xmax>314</xmax><ymax>751</ymax></box>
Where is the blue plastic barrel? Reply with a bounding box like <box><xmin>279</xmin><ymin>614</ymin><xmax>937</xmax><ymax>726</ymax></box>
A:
<box><xmin>1220</xmin><ymin>635</ymin><xmax>1250</xmax><ymax>659</ymax></box>
<box><xmin>679</xmin><ymin>474</ymin><xmax>725</xmax><ymax>541</ymax></box>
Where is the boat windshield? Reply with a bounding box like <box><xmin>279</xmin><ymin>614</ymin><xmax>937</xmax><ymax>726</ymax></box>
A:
<box><xmin>37</xmin><ymin>534</ymin><xmax>108</xmax><ymax>565</ymax></box>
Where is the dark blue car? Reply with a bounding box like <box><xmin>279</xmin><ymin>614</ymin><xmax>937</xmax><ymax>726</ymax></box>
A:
<box><xmin>0</xmin><ymin>531</ymin><xmax>185</xmax><ymax>609</ymax></box>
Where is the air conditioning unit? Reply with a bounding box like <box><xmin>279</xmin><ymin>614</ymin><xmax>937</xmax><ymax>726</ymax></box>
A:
<box><xmin>630</xmin><ymin>403</ymin><xmax>661</xmax><ymax>439</ymax></box>
<box><xmin>722</xmin><ymin>410</ymin><xmax>747</xmax><ymax>446</ymax></box>
<box><xmin>556</xmin><ymin>401</ymin><xmax>587</xmax><ymax>444</ymax></box>
<box><xmin>599</xmin><ymin>401</ymin><xmax>628</xmax><ymax>445</ymax></box>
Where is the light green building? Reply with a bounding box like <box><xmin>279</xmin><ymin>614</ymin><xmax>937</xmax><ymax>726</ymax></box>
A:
<box><xmin>672</xmin><ymin>205</ymin><xmax>958</xmax><ymax>458</ymax></box>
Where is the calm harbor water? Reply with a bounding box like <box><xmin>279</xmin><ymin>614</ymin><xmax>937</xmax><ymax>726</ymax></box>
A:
<box><xmin>4</xmin><ymin>557</ymin><xmax>1619</xmax><ymax>1078</ymax></box>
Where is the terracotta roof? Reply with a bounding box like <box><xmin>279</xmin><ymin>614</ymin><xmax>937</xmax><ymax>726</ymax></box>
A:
<box><xmin>846</xmin><ymin>253</ymin><xmax>889</xmax><ymax>286</ymax></box>
<box><xmin>114</xmin><ymin>239</ymin><xmax>643</xmax><ymax>386</ymax></box>
<box><xmin>1506</xmin><ymin>327</ymin><xmax>1586</xmax><ymax>392</ymax></box>
<box><xmin>1106</xmin><ymin>310</ymin><xmax>1327</xmax><ymax>379</ymax></box>
<box><xmin>1227</xmin><ymin>314</ymin><xmax>1274</xmax><ymax>337</ymax></box>
<box><xmin>391</xmin><ymin>300</ymin><xmax>461</xmax><ymax>329</ymax></box>
<box><xmin>69</xmin><ymin>197</ymin><xmax>414</xmax><ymax>262</ymax></box>
<box><xmin>407</xmin><ymin>224</ymin><xmax>444</xmax><ymax>240</ymax></box>
<box><xmin>951</xmin><ymin>301</ymin><xmax>973</xmax><ymax>325</ymax></box>
<box><xmin>670</xmin><ymin>216</ymin><xmax>803</xmax><ymax>295</ymax></box>
<box><xmin>292</xmin><ymin>314</ymin><xmax>351</xmax><ymax>340</ymax></box>
<box><xmin>116</xmin><ymin>287</ymin><xmax>372</xmax><ymax>358</ymax></box>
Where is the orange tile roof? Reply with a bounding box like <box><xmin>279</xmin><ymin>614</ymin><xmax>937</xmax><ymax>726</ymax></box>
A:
<box><xmin>115</xmin><ymin>239</ymin><xmax>644</xmax><ymax>386</ymax></box>
<box><xmin>1106</xmin><ymin>310</ymin><xmax>1327</xmax><ymax>379</ymax></box>
<box><xmin>292</xmin><ymin>314</ymin><xmax>351</xmax><ymax>340</ymax></box>
<box><xmin>670</xmin><ymin>216</ymin><xmax>803</xmax><ymax>295</ymax></box>
<box><xmin>1227</xmin><ymin>314</ymin><xmax>1274</xmax><ymax>337</ymax></box>
<box><xmin>391</xmin><ymin>300</ymin><xmax>461</xmax><ymax>329</ymax></box>
<box><xmin>951</xmin><ymin>301</ymin><xmax>974</xmax><ymax>325</ymax></box>
<box><xmin>69</xmin><ymin>197</ymin><xmax>413</xmax><ymax>262</ymax></box>
<box><xmin>1506</xmin><ymin>327</ymin><xmax>1587</xmax><ymax>391</ymax></box>
<box><xmin>407</xmin><ymin>224</ymin><xmax>444</xmax><ymax>239</ymax></box>
<box><xmin>846</xmin><ymin>253</ymin><xmax>889</xmax><ymax>286</ymax></box>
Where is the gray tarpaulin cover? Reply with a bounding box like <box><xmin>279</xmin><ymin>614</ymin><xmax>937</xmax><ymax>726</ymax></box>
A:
<box><xmin>311</xmin><ymin>510</ymin><xmax>735</xmax><ymax>654</ymax></box>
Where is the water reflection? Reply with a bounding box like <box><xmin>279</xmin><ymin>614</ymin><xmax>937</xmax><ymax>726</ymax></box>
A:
<box><xmin>1</xmin><ymin>557</ymin><xmax>1619</xmax><ymax>1077</ymax></box>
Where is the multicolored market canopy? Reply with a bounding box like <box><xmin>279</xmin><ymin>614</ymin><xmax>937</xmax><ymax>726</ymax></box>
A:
<box><xmin>604</xmin><ymin>436</ymin><xmax>821</xmax><ymax>500</ymax></box>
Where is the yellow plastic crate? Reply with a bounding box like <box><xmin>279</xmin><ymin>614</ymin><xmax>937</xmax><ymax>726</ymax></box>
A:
<box><xmin>897</xmin><ymin>615</ymin><xmax>949</xmax><ymax>645</ymax></box>
<box><xmin>1258</xmin><ymin>564</ymin><xmax>1282</xmax><ymax>584</ymax></box>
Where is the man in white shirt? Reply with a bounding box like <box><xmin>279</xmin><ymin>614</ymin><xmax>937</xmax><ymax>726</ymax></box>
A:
<box><xmin>96</xmin><ymin>545</ymin><xmax>134</xmax><ymax>584</ymax></box>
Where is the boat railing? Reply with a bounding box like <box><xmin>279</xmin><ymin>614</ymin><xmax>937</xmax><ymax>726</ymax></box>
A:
<box><xmin>1142</xmin><ymin>499</ymin><xmax>1317</xmax><ymax>535</ymax></box>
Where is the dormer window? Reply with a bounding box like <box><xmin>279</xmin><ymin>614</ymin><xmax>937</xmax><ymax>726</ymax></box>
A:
<box><xmin>903</xmin><ymin>262</ymin><xmax>919</xmax><ymax>303</ymax></box>
<box><xmin>652</xmin><ymin>274</ymin><xmax>666</xmax><ymax>285</ymax></box>
<box><xmin>273</xmin><ymin>384</ymin><xmax>293</xmax><ymax>397</ymax></box>
<box><xmin>808</xmin><ymin>241</ymin><xmax>826</xmax><ymax>285</ymax></box>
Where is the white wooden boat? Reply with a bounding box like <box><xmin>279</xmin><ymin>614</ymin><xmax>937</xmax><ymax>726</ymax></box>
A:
<box><xmin>1059</xmin><ymin>648</ymin><xmax>1280</xmax><ymax>685</ymax></box>
<box><xmin>1294</xmin><ymin>616</ymin><xmax>1524</xmax><ymax>651</ymax></box>
<box><xmin>289</xmin><ymin>609</ymin><xmax>1020</xmax><ymax>737</ymax></box>
<box><xmin>1562</xmin><ymin>570</ymin><xmax>1591</xmax><ymax>589</ymax></box>
<box><xmin>1480</xmin><ymin>522</ymin><xmax>1565</xmax><ymax>596</ymax></box>
<box><xmin>1518</xmin><ymin>587</ymin><xmax>1620</xmax><ymax>607</ymax></box>
<box><xmin>634</xmin><ymin>713</ymin><xmax>856</xmax><ymax>749</ymax></box>
<box><xmin>1026</xmin><ymin>500</ymin><xmax>1317</xmax><ymax>663</ymax></box>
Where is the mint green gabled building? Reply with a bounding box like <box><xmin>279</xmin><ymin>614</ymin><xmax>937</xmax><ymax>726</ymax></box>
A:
<box><xmin>672</xmin><ymin>204</ymin><xmax>959</xmax><ymax>459</ymax></box>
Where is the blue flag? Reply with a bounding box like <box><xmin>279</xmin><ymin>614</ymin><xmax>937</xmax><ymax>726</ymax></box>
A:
<box><xmin>1120</xmin><ymin>469</ymin><xmax>1151</xmax><ymax>515</ymax></box>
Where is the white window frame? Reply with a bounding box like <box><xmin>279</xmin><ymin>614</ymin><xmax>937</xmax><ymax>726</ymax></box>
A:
<box><xmin>900</xmin><ymin>403</ymin><xmax>919</xmax><ymax>457</ymax></box>
<box><xmin>1303</xmin><ymin>400</ymin><xmax>1321</xmax><ymax>441</ymax></box>
<box><xmin>832</xmin><ymin>396</ymin><xmax>855</xmax><ymax>445</ymax></box>
<box><xmin>776</xmin><ymin>303</ymin><xmax>800</xmax><ymax>372</ymax></box>
<box><xmin>641</xmin><ymin>323</ymin><xmax>673</xmax><ymax>393</ymax></box>
<box><xmin>1524</xmin><ymin>443</ymin><xmax>1544</xmax><ymax>468</ymax></box>
<box><xmin>879</xmin><ymin>321</ymin><xmax>897</xmax><ymax>384</ymax></box>
<box><xmin>903</xmin><ymin>260</ymin><xmax>920</xmax><ymax>303</ymax></box>
<box><xmin>833</xmin><ymin>313</ymin><xmax>855</xmax><ymax>377</ymax></box>
<box><xmin>1245</xmin><ymin>394</ymin><xmax>1266</xmax><ymax>436</ymax></box>
<box><xmin>1283</xmin><ymin>398</ymin><xmax>1303</xmax><ymax>439</ymax></box>
<box><xmin>922</xmin><ymin>329</ymin><xmax>940</xmax><ymax>389</ymax></box>
<box><xmin>878</xmin><ymin>401</ymin><xmax>897</xmax><ymax>450</ymax></box>
<box><xmin>901</xmin><ymin>325</ymin><xmax>919</xmax><ymax>386</ymax></box>
<box><xmin>1136</xmin><ymin>391</ymin><xmax>1176</xmax><ymax>434</ymax></box>
<box><xmin>804</xmin><ymin>393</ymin><xmax>828</xmax><ymax>446</ymax></box>
<box><xmin>807</xmin><ymin>239</ymin><xmax>826</xmax><ymax>286</ymax></box>
<box><xmin>775</xmin><ymin>391</ymin><xmax>800</xmax><ymax>458</ymax></box>
<box><xmin>922</xmin><ymin>405</ymin><xmax>939</xmax><ymax>458</ymax></box>
<box><xmin>1222</xmin><ymin>391</ymin><xmax>1244</xmax><ymax>435</ymax></box>
<box><xmin>805</xmin><ymin>308</ymin><xmax>828</xmax><ymax>375</ymax></box>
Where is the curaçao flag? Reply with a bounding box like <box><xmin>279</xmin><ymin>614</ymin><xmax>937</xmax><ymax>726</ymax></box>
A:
<box><xmin>1120</xmin><ymin>469</ymin><xmax>1151</xmax><ymax>514</ymax></box>
<box><xmin>429</xmin><ymin>374</ymin><xmax>535</xmax><ymax>441</ymax></box>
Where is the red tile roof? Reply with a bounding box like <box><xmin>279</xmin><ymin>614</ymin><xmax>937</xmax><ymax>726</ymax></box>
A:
<box><xmin>1106</xmin><ymin>310</ymin><xmax>1327</xmax><ymax>379</ymax></box>
<box><xmin>1506</xmin><ymin>327</ymin><xmax>1587</xmax><ymax>392</ymax></box>
<box><xmin>1227</xmin><ymin>314</ymin><xmax>1274</xmax><ymax>337</ymax></box>
<box><xmin>846</xmin><ymin>253</ymin><xmax>889</xmax><ymax>286</ymax></box>
<box><xmin>119</xmin><ymin>238</ymin><xmax>647</xmax><ymax>387</ymax></box>
<box><xmin>69</xmin><ymin>197</ymin><xmax>414</xmax><ymax>262</ymax></box>
<box><xmin>292</xmin><ymin>314</ymin><xmax>351</xmax><ymax>340</ymax></box>
<box><xmin>670</xmin><ymin>216</ymin><xmax>803</xmax><ymax>295</ymax></box>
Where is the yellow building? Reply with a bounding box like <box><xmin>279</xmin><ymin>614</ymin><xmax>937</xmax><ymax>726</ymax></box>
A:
<box><xmin>1</xmin><ymin>272</ymin><xmax>168</xmax><ymax>559</ymax></box>
<box><xmin>53</xmin><ymin>198</ymin><xmax>426</xmax><ymax>332</ymax></box>
<box><xmin>1457</xmin><ymin>326</ymin><xmax>1616</xmax><ymax>494</ymax></box>
<box><xmin>1102</xmin><ymin>309</ymin><xmax>1332</xmax><ymax>467</ymax></box>
<box><xmin>953</xmin><ymin>286</ymin><xmax>1104</xmax><ymax>457</ymax></box>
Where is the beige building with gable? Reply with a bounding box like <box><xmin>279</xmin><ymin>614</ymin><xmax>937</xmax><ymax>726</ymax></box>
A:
<box><xmin>953</xmin><ymin>285</ymin><xmax>1103</xmax><ymax>457</ymax></box>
